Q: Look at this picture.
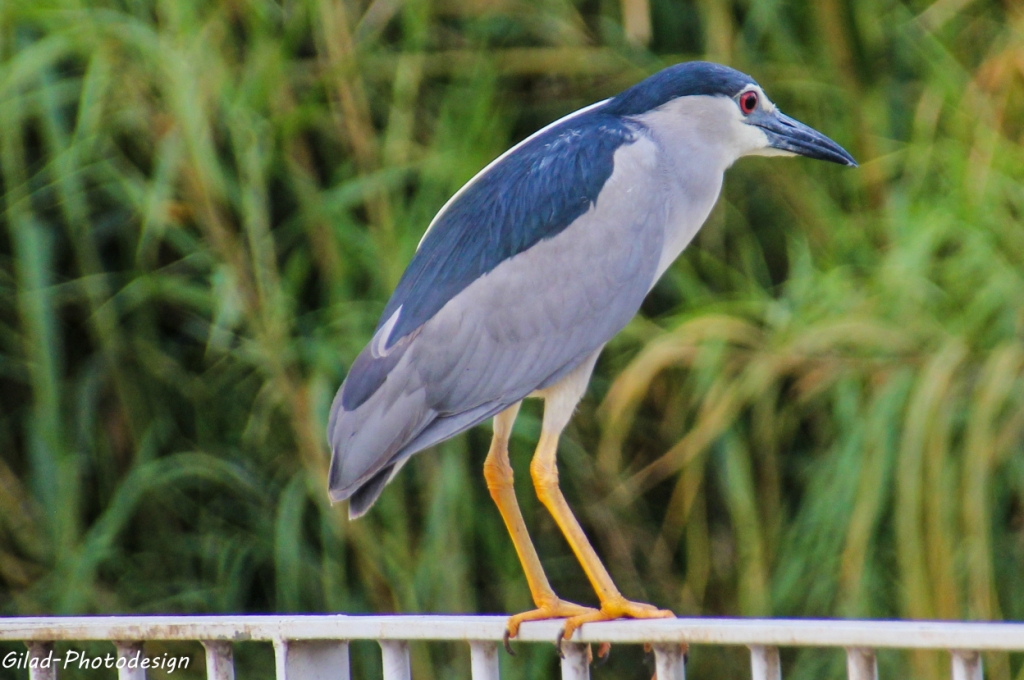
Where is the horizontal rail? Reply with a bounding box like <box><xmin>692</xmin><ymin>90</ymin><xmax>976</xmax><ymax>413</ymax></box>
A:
<box><xmin>2</xmin><ymin>615</ymin><xmax>1023</xmax><ymax>650</ymax></box>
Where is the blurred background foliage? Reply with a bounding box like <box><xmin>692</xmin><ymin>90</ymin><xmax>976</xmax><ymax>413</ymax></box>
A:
<box><xmin>1</xmin><ymin>0</ymin><xmax>1023</xmax><ymax>678</ymax></box>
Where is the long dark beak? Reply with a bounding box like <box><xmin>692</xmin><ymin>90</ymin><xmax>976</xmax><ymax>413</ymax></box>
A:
<box><xmin>752</xmin><ymin>111</ymin><xmax>858</xmax><ymax>167</ymax></box>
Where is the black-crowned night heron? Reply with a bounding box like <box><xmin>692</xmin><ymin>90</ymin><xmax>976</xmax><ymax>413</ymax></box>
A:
<box><xmin>327</xmin><ymin>61</ymin><xmax>856</xmax><ymax>641</ymax></box>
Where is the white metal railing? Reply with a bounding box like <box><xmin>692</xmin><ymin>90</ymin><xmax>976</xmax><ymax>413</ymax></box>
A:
<box><xmin>3</xmin><ymin>615</ymin><xmax>1023</xmax><ymax>680</ymax></box>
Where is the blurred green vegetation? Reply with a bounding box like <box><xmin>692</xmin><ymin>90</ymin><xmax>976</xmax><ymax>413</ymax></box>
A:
<box><xmin>1</xmin><ymin>0</ymin><xmax>1023</xmax><ymax>678</ymax></box>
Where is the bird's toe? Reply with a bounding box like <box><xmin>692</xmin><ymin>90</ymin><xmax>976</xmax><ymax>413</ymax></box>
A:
<box><xmin>560</xmin><ymin>597</ymin><xmax>675</xmax><ymax>640</ymax></box>
<box><xmin>506</xmin><ymin>599</ymin><xmax>598</xmax><ymax>641</ymax></box>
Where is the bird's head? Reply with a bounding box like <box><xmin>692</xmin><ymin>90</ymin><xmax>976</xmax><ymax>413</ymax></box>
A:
<box><xmin>606</xmin><ymin>61</ymin><xmax>857</xmax><ymax>168</ymax></box>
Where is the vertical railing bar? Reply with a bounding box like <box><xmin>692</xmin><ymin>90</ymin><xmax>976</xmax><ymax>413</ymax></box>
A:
<box><xmin>273</xmin><ymin>639</ymin><xmax>288</xmax><ymax>680</ymax></box>
<box><xmin>653</xmin><ymin>643</ymin><xmax>687</xmax><ymax>680</ymax></box>
<box><xmin>114</xmin><ymin>641</ymin><xmax>146</xmax><ymax>680</ymax></box>
<box><xmin>950</xmin><ymin>650</ymin><xmax>983</xmax><ymax>680</ymax></box>
<box><xmin>845</xmin><ymin>647</ymin><xmax>877</xmax><ymax>680</ymax></box>
<box><xmin>559</xmin><ymin>643</ymin><xmax>589</xmax><ymax>680</ymax></box>
<box><xmin>750</xmin><ymin>645</ymin><xmax>781</xmax><ymax>680</ymax></box>
<box><xmin>201</xmin><ymin>640</ymin><xmax>234</xmax><ymax>680</ymax></box>
<box><xmin>380</xmin><ymin>640</ymin><xmax>411</xmax><ymax>680</ymax></box>
<box><xmin>275</xmin><ymin>639</ymin><xmax>350</xmax><ymax>680</ymax></box>
<box><xmin>469</xmin><ymin>641</ymin><xmax>499</xmax><ymax>680</ymax></box>
<box><xmin>27</xmin><ymin>641</ymin><xmax>56</xmax><ymax>680</ymax></box>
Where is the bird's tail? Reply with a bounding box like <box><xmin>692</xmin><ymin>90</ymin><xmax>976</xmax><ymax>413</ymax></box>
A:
<box><xmin>327</xmin><ymin>340</ymin><xmax>517</xmax><ymax>518</ymax></box>
<box><xmin>327</xmin><ymin>343</ymin><xmax>435</xmax><ymax>516</ymax></box>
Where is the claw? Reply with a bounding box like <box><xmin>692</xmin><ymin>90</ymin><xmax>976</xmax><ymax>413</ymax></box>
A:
<box><xmin>594</xmin><ymin>642</ymin><xmax>612</xmax><ymax>666</ymax></box>
<box><xmin>554</xmin><ymin>628</ymin><xmax>566</xmax><ymax>658</ymax></box>
<box><xmin>502</xmin><ymin>628</ymin><xmax>516</xmax><ymax>656</ymax></box>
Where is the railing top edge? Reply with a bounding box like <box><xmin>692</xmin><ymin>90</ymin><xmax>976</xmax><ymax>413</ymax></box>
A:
<box><xmin>1</xmin><ymin>615</ymin><xmax>1023</xmax><ymax>650</ymax></box>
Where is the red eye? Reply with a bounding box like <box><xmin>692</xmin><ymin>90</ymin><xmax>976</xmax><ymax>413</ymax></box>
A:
<box><xmin>739</xmin><ymin>91</ymin><xmax>758</xmax><ymax>115</ymax></box>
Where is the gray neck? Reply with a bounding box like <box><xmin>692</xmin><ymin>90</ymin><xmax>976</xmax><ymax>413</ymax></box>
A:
<box><xmin>631</xmin><ymin>96</ymin><xmax>740</xmax><ymax>281</ymax></box>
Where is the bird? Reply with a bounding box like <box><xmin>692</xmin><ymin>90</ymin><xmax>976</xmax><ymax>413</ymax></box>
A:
<box><xmin>326</xmin><ymin>60</ymin><xmax>856</xmax><ymax>642</ymax></box>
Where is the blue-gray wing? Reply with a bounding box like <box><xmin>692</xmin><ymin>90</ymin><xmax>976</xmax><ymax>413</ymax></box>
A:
<box><xmin>327</xmin><ymin>118</ymin><xmax>668</xmax><ymax>516</ymax></box>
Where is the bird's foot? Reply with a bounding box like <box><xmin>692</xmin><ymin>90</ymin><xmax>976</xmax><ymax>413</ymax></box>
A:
<box><xmin>505</xmin><ymin>599</ymin><xmax>598</xmax><ymax>649</ymax></box>
<box><xmin>559</xmin><ymin>596</ymin><xmax>674</xmax><ymax>641</ymax></box>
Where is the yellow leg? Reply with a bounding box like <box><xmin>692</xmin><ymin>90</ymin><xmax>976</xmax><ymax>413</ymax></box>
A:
<box><xmin>530</xmin><ymin>362</ymin><xmax>674</xmax><ymax>640</ymax></box>
<box><xmin>483</xmin><ymin>403</ymin><xmax>597</xmax><ymax>639</ymax></box>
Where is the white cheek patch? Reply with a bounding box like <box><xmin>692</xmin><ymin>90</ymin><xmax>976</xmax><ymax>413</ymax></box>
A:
<box><xmin>720</xmin><ymin>102</ymin><xmax>781</xmax><ymax>163</ymax></box>
<box><xmin>735</xmin><ymin>121</ymin><xmax>772</xmax><ymax>155</ymax></box>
